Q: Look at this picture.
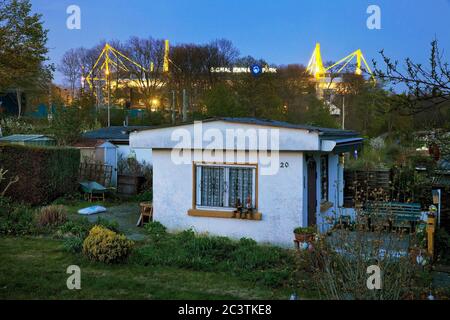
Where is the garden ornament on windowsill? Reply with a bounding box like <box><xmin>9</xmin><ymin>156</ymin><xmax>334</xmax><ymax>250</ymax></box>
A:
<box><xmin>234</xmin><ymin>199</ymin><xmax>243</xmax><ymax>218</ymax></box>
<box><xmin>245</xmin><ymin>195</ymin><xmax>254</xmax><ymax>218</ymax></box>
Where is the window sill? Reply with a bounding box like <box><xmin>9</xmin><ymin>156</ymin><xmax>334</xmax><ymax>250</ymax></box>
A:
<box><xmin>188</xmin><ymin>209</ymin><xmax>262</xmax><ymax>221</ymax></box>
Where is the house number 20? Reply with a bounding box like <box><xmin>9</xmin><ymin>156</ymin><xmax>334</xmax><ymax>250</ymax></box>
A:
<box><xmin>280</xmin><ymin>162</ymin><xmax>289</xmax><ymax>168</ymax></box>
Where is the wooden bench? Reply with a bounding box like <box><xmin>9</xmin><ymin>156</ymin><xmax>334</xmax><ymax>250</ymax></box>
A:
<box><xmin>362</xmin><ymin>201</ymin><xmax>422</xmax><ymax>232</ymax></box>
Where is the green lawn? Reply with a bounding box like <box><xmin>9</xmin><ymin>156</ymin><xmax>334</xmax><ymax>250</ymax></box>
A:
<box><xmin>0</xmin><ymin>237</ymin><xmax>291</xmax><ymax>300</ymax></box>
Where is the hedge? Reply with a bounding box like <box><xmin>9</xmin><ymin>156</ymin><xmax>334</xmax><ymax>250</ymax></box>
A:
<box><xmin>0</xmin><ymin>144</ymin><xmax>80</xmax><ymax>205</ymax></box>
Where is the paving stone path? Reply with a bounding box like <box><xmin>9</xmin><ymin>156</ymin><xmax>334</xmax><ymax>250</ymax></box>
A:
<box><xmin>84</xmin><ymin>202</ymin><xmax>147</xmax><ymax>241</ymax></box>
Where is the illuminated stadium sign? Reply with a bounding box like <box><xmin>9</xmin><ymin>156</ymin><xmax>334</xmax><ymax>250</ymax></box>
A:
<box><xmin>210</xmin><ymin>66</ymin><xmax>277</xmax><ymax>74</ymax></box>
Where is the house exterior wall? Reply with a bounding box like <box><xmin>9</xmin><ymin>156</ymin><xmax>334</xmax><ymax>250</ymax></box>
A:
<box><xmin>152</xmin><ymin>149</ymin><xmax>304</xmax><ymax>247</ymax></box>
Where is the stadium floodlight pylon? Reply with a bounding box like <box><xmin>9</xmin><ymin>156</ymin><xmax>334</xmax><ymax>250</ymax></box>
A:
<box><xmin>325</xmin><ymin>48</ymin><xmax>375</xmax><ymax>80</ymax></box>
<box><xmin>85</xmin><ymin>41</ymin><xmax>171</xmax><ymax>103</ymax></box>
<box><xmin>85</xmin><ymin>43</ymin><xmax>147</xmax><ymax>90</ymax></box>
<box><xmin>307</xmin><ymin>43</ymin><xmax>375</xmax><ymax>81</ymax></box>
<box><xmin>306</xmin><ymin>43</ymin><xmax>327</xmax><ymax>79</ymax></box>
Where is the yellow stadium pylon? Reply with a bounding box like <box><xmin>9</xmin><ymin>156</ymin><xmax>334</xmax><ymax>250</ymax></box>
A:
<box><xmin>325</xmin><ymin>48</ymin><xmax>375</xmax><ymax>80</ymax></box>
<box><xmin>306</xmin><ymin>43</ymin><xmax>326</xmax><ymax>79</ymax></box>
<box><xmin>85</xmin><ymin>40</ymin><xmax>170</xmax><ymax>104</ymax></box>
<box><xmin>306</xmin><ymin>43</ymin><xmax>375</xmax><ymax>81</ymax></box>
<box><xmin>85</xmin><ymin>43</ymin><xmax>149</xmax><ymax>91</ymax></box>
<box><xmin>163</xmin><ymin>40</ymin><xmax>170</xmax><ymax>73</ymax></box>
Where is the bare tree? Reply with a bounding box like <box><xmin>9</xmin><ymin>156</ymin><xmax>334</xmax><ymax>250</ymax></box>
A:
<box><xmin>373</xmin><ymin>40</ymin><xmax>450</xmax><ymax>115</ymax></box>
<box><xmin>0</xmin><ymin>168</ymin><xmax>19</xmax><ymax>197</ymax></box>
<box><xmin>168</xmin><ymin>39</ymin><xmax>240</xmax><ymax>116</ymax></box>
<box><xmin>58</xmin><ymin>48</ymin><xmax>81</xmax><ymax>99</ymax></box>
<box><xmin>124</xmin><ymin>37</ymin><xmax>166</xmax><ymax>107</ymax></box>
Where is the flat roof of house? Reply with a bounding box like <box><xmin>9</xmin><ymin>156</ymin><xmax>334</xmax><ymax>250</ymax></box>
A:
<box><xmin>83</xmin><ymin>126</ymin><xmax>153</xmax><ymax>141</ymax></box>
<box><xmin>135</xmin><ymin>117</ymin><xmax>359</xmax><ymax>138</ymax></box>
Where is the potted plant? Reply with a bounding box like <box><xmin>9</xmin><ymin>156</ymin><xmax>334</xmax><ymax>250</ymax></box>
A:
<box><xmin>293</xmin><ymin>226</ymin><xmax>316</xmax><ymax>242</ymax></box>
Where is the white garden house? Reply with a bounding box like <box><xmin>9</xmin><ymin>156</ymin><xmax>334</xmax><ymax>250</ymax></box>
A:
<box><xmin>130</xmin><ymin>118</ymin><xmax>363</xmax><ymax>246</ymax></box>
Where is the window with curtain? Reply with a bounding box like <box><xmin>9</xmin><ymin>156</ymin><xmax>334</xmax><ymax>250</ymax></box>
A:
<box><xmin>199</xmin><ymin>166</ymin><xmax>225</xmax><ymax>207</ymax></box>
<box><xmin>320</xmin><ymin>155</ymin><xmax>329</xmax><ymax>201</ymax></box>
<box><xmin>196</xmin><ymin>165</ymin><xmax>256</xmax><ymax>209</ymax></box>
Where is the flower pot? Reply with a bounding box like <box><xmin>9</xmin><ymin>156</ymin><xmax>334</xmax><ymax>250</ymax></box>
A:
<box><xmin>294</xmin><ymin>232</ymin><xmax>315</xmax><ymax>242</ymax></box>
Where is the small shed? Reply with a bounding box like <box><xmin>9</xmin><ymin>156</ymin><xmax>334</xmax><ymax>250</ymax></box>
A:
<box><xmin>73</xmin><ymin>139</ymin><xmax>118</xmax><ymax>187</ymax></box>
<box><xmin>0</xmin><ymin>134</ymin><xmax>56</xmax><ymax>147</ymax></box>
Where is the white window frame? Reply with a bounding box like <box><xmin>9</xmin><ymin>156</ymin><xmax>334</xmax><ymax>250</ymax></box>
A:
<box><xmin>195</xmin><ymin>163</ymin><xmax>257</xmax><ymax>211</ymax></box>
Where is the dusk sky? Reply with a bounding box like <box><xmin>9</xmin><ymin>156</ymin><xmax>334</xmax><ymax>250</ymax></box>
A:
<box><xmin>31</xmin><ymin>0</ymin><xmax>450</xmax><ymax>85</ymax></box>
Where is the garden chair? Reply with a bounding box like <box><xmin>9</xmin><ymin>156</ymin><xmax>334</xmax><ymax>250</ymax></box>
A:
<box><xmin>137</xmin><ymin>202</ymin><xmax>153</xmax><ymax>227</ymax></box>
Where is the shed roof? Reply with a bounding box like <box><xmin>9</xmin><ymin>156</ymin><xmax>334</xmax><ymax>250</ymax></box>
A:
<box><xmin>83</xmin><ymin>126</ymin><xmax>153</xmax><ymax>142</ymax></box>
<box><xmin>0</xmin><ymin>134</ymin><xmax>55</xmax><ymax>142</ymax></box>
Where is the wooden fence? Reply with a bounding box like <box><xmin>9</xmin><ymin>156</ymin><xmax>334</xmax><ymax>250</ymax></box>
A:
<box><xmin>344</xmin><ymin>169</ymin><xmax>391</xmax><ymax>208</ymax></box>
<box><xmin>79</xmin><ymin>162</ymin><xmax>112</xmax><ymax>187</ymax></box>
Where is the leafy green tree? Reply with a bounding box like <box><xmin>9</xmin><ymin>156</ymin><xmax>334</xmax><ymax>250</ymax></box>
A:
<box><xmin>0</xmin><ymin>0</ymin><xmax>51</xmax><ymax>117</ymax></box>
<box><xmin>235</xmin><ymin>73</ymin><xmax>284</xmax><ymax>120</ymax></box>
<box><xmin>50</xmin><ymin>107</ymin><xmax>85</xmax><ymax>146</ymax></box>
<box><xmin>203</xmin><ymin>83</ymin><xmax>244</xmax><ymax>117</ymax></box>
<box><xmin>302</xmin><ymin>97</ymin><xmax>339</xmax><ymax>128</ymax></box>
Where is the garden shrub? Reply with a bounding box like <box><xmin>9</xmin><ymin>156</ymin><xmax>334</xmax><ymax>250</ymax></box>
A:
<box><xmin>132</xmin><ymin>190</ymin><xmax>153</xmax><ymax>203</ymax></box>
<box><xmin>58</xmin><ymin>218</ymin><xmax>91</xmax><ymax>238</ymax></box>
<box><xmin>0</xmin><ymin>144</ymin><xmax>80</xmax><ymax>205</ymax></box>
<box><xmin>179</xmin><ymin>233</ymin><xmax>236</xmax><ymax>264</ymax></box>
<box><xmin>63</xmin><ymin>236</ymin><xmax>84</xmax><ymax>253</ymax></box>
<box><xmin>95</xmin><ymin>217</ymin><xmax>120</xmax><ymax>233</ymax></box>
<box><xmin>238</xmin><ymin>237</ymin><xmax>258</xmax><ymax>247</ymax></box>
<box><xmin>0</xmin><ymin>202</ymin><xmax>36</xmax><ymax>236</ymax></box>
<box><xmin>144</xmin><ymin>221</ymin><xmax>167</xmax><ymax>242</ymax></box>
<box><xmin>83</xmin><ymin>226</ymin><xmax>134</xmax><ymax>264</ymax></box>
<box><xmin>52</xmin><ymin>192</ymin><xmax>84</xmax><ymax>204</ymax></box>
<box><xmin>132</xmin><ymin>225</ymin><xmax>296</xmax><ymax>287</ymax></box>
<box><xmin>305</xmin><ymin>230</ymin><xmax>429</xmax><ymax>300</ymax></box>
<box><xmin>36</xmin><ymin>205</ymin><xmax>67</xmax><ymax>227</ymax></box>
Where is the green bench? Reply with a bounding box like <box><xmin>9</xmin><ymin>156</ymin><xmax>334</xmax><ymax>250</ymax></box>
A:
<box><xmin>363</xmin><ymin>201</ymin><xmax>422</xmax><ymax>232</ymax></box>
